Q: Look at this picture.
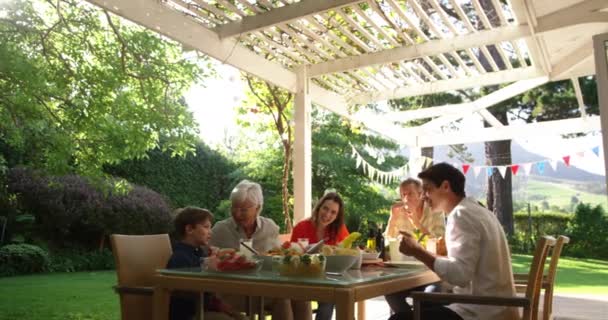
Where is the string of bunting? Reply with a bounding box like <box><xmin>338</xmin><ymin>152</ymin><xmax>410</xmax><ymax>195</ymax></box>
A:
<box><xmin>350</xmin><ymin>143</ymin><xmax>602</xmax><ymax>184</ymax></box>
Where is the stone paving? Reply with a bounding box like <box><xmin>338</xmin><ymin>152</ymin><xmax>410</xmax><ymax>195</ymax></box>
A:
<box><xmin>354</xmin><ymin>293</ymin><xmax>608</xmax><ymax>320</ymax></box>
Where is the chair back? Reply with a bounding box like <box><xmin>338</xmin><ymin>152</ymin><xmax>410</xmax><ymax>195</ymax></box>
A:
<box><xmin>523</xmin><ymin>236</ymin><xmax>556</xmax><ymax>320</ymax></box>
<box><xmin>110</xmin><ymin>234</ymin><xmax>173</xmax><ymax>320</ymax></box>
<box><xmin>541</xmin><ymin>235</ymin><xmax>569</xmax><ymax>320</ymax></box>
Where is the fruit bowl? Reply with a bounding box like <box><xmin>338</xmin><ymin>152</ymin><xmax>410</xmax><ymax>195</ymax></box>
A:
<box><xmin>203</xmin><ymin>249</ymin><xmax>263</xmax><ymax>272</ymax></box>
<box><xmin>276</xmin><ymin>254</ymin><xmax>326</xmax><ymax>277</ymax></box>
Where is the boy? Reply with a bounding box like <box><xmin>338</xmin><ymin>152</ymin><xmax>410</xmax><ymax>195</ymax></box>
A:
<box><xmin>168</xmin><ymin>207</ymin><xmax>246</xmax><ymax>320</ymax></box>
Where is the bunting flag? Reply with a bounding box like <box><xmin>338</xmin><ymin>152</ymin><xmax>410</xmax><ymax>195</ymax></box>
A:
<box><xmin>473</xmin><ymin>166</ymin><xmax>482</xmax><ymax>178</ymax></box>
<box><xmin>536</xmin><ymin>162</ymin><xmax>546</xmax><ymax>175</ymax></box>
<box><xmin>511</xmin><ymin>165</ymin><xmax>520</xmax><ymax>176</ymax></box>
<box><xmin>549</xmin><ymin>160</ymin><xmax>559</xmax><ymax>171</ymax></box>
<box><xmin>523</xmin><ymin>163</ymin><xmax>533</xmax><ymax>175</ymax></box>
<box><xmin>348</xmin><ymin>143</ymin><xmax>600</xmax><ymax>184</ymax></box>
<box><xmin>496</xmin><ymin>166</ymin><xmax>508</xmax><ymax>178</ymax></box>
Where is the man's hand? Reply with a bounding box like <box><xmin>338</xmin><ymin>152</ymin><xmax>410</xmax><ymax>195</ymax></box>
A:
<box><xmin>398</xmin><ymin>231</ymin><xmax>424</xmax><ymax>256</ymax></box>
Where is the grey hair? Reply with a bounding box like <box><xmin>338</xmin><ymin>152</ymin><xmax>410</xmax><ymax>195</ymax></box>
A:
<box><xmin>399</xmin><ymin>178</ymin><xmax>422</xmax><ymax>191</ymax></box>
<box><xmin>230</xmin><ymin>180</ymin><xmax>264</xmax><ymax>215</ymax></box>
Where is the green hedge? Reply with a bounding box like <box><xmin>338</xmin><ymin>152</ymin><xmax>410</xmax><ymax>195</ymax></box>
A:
<box><xmin>513</xmin><ymin>210</ymin><xmax>571</xmax><ymax>238</ymax></box>
<box><xmin>48</xmin><ymin>248</ymin><xmax>114</xmax><ymax>273</ymax></box>
<box><xmin>0</xmin><ymin>244</ymin><xmax>50</xmax><ymax>276</ymax></box>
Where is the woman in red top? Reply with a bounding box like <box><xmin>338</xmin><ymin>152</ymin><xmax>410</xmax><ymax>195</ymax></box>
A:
<box><xmin>291</xmin><ymin>192</ymin><xmax>349</xmax><ymax>245</ymax></box>
<box><xmin>290</xmin><ymin>192</ymin><xmax>349</xmax><ymax>320</ymax></box>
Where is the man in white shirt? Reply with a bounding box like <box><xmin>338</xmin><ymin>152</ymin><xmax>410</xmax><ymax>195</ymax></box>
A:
<box><xmin>388</xmin><ymin>163</ymin><xmax>518</xmax><ymax>320</ymax></box>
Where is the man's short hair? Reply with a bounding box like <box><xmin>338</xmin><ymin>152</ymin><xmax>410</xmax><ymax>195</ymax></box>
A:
<box><xmin>173</xmin><ymin>207</ymin><xmax>213</xmax><ymax>239</ymax></box>
<box><xmin>418</xmin><ymin>162</ymin><xmax>466</xmax><ymax>197</ymax></box>
<box><xmin>399</xmin><ymin>178</ymin><xmax>422</xmax><ymax>190</ymax></box>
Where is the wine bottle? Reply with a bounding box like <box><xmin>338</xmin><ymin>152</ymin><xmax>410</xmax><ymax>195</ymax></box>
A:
<box><xmin>376</xmin><ymin>224</ymin><xmax>385</xmax><ymax>260</ymax></box>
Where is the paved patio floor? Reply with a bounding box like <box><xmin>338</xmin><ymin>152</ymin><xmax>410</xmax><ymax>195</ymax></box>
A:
<box><xmin>353</xmin><ymin>293</ymin><xmax>608</xmax><ymax>320</ymax></box>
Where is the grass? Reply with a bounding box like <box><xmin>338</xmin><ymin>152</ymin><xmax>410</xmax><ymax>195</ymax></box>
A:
<box><xmin>1</xmin><ymin>256</ymin><xmax>607</xmax><ymax>320</ymax></box>
<box><xmin>519</xmin><ymin>179</ymin><xmax>608</xmax><ymax>210</ymax></box>
<box><xmin>511</xmin><ymin>254</ymin><xmax>608</xmax><ymax>295</ymax></box>
<box><xmin>0</xmin><ymin>271</ymin><xmax>119</xmax><ymax>320</ymax></box>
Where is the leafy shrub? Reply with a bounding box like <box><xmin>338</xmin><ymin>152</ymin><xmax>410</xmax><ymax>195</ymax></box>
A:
<box><xmin>0</xmin><ymin>243</ymin><xmax>50</xmax><ymax>276</ymax></box>
<box><xmin>513</xmin><ymin>210</ymin><xmax>571</xmax><ymax>238</ymax></box>
<box><xmin>565</xmin><ymin>203</ymin><xmax>608</xmax><ymax>259</ymax></box>
<box><xmin>105</xmin><ymin>142</ymin><xmax>237</xmax><ymax>211</ymax></box>
<box><xmin>7</xmin><ymin>167</ymin><xmax>172</xmax><ymax>249</ymax></box>
<box><xmin>48</xmin><ymin>248</ymin><xmax>114</xmax><ymax>273</ymax></box>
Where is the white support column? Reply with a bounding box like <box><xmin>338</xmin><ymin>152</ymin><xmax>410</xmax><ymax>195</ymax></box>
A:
<box><xmin>593</xmin><ymin>33</ymin><xmax>608</xmax><ymax>199</ymax></box>
<box><xmin>293</xmin><ymin>66</ymin><xmax>312</xmax><ymax>223</ymax></box>
<box><xmin>409</xmin><ymin>147</ymin><xmax>424</xmax><ymax>178</ymax></box>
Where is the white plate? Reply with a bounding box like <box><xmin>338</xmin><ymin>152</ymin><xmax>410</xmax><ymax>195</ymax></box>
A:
<box><xmin>384</xmin><ymin>260</ymin><xmax>424</xmax><ymax>268</ymax></box>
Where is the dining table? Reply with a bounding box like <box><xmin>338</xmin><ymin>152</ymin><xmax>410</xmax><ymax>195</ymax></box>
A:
<box><xmin>153</xmin><ymin>262</ymin><xmax>439</xmax><ymax>320</ymax></box>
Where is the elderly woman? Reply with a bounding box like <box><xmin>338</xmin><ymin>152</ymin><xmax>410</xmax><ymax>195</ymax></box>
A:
<box><xmin>210</xmin><ymin>180</ymin><xmax>311</xmax><ymax>320</ymax></box>
<box><xmin>291</xmin><ymin>192</ymin><xmax>350</xmax><ymax>320</ymax></box>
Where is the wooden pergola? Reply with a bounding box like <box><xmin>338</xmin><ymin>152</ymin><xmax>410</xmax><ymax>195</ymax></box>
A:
<box><xmin>87</xmin><ymin>0</ymin><xmax>608</xmax><ymax>221</ymax></box>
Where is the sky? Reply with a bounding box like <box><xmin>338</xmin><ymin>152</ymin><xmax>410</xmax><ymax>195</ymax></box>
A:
<box><xmin>185</xmin><ymin>63</ymin><xmax>606</xmax><ymax>177</ymax></box>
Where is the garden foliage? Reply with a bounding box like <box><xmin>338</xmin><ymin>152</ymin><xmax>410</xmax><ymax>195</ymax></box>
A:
<box><xmin>0</xmin><ymin>244</ymin><xmax>50</xmax><ymax>276</ymax></box>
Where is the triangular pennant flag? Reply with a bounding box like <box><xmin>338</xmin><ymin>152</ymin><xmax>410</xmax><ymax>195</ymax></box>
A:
<box><xmin>576</xmin><ymin>151</ymin><xmax>585</xmax><ymax>158</ymax></box>
<box><xmin>496</xmin><ymin>166</ymin><xmax>508</xmax><ymax>178</ymax></box>
<box><xmin>473</xmin><ymin>166</ymin><xmax>482</xmax><ymax>178</ymax></box>
<box><xmin>549</xmin><ymin>160</ymin><xmax>558</xmax><ymax>171</ymax></box>
<box><xmin>351</xmin><ymin>145</ymin><xmax>357</xmax><ymax>158</ymax></box>
<box><xmin>362</xmin><ymin>162</ymin><xmax>368</xmax><ymax>174</ymax></box>
<box><xmin>562</xmin><ymin>155</ymin><xmax>571</xmax><ymax>166</ymax></box>
<box><xmin>592</xmin><ymin>146</ymin><xmax>600</xmax><ymax>157</ymax></box>
<box><xmin>356</xmin><ymin>155</ymin><xmax>362</xmax><ymax>169</ymax></box>
<box><xmin>486</xmin><ymin>167</ymin><xmax>494</xmax><ymax>177</ymax></box>
<box><xmin>536</xmin><ymin>162</ymin><xmax>546</xmax><ymax>175</ymax></box>
<box><xmin>511</xmin><ymin>165</ymin><xmax>520</xmax><ymax>176</ymax></box>
<box><xmin>462</xmin><ymin>164</ymin><xmax>471</xmax><ymax>175</ymax></box>
<box><xmin>523</xmin><ymin>163</ymin><xmax>533</xmax><ymax>175</ymax></box>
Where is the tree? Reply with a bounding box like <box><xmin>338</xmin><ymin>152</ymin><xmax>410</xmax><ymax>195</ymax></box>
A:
<box><xmin>0</xmin><ymin>0</ymin><xmax>213</xmax><ymax>177</ymax></box>
<box><xmin>237</xmin><ymin>75</ymin><xmax>294</xmax><ymax>232</ymax></box>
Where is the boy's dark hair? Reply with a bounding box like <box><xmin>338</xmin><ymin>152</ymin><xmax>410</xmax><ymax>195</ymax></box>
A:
<box><xmin>173</xmin><ymin>206</ymin><xmax>213</xmax><ymax>239</ymax></box>
<box><xmin>418</xmin><ymin>162</ymin><xmax>466</xmax><ymax>198</ymax></box>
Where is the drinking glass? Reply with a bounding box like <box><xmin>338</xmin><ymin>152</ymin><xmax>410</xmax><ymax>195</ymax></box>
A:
<box><xmin>239</xmin><ymin>238</ymin><xmax>254</xmax><ymax>258</ymax></box>
<box><xmin>298</xmin><ymin>238</ymin><xmax>309</xmax><ymax>249</ymax></box>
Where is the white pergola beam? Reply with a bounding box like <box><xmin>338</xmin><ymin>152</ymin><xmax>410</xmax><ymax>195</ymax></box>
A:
<box><xmin>571</xmin><ymin>77</ymin><xmax>587</xmax><ymax>118</ymax></box>
<box><xmin>214</xmin><ymin>0</ymin><xmax>363</xmax><ymax>39</ymax></box>
<box><xmin>349</xmin><ymin>67</ymin><xmax>544</xmax><ymax>104</ymax></box>
<box><xmin>422</xmin><ymin>76</ymin><xmax>549</xmax><ymax>129</ymax></box>
<box><xmin>477</xmin><ymin>109</ymin><xmax>505</xmax><ymax>127</ymax></box>
<box><xmin>535</xmin><ymin>0</ymin><xmax>608</xmax><ymax>33</ymax></box>
<box><xmin>308</xmin><ymin>26</ymin><xmax>531</xmax><ymax>77</ymax></box>
<box><xmin>416</xmin><ymin>117</ymin><xmax>601</xmax><ymax>147</ymax></box>
<box><xmin>550</xmin><ymin>42</ymin><xmax>594</xmax><ymax>80</ymax></box>
<box><xmin>85</xmin><ymin>0</ymin><xmax>351</xmax><ymax>120</ymax></box>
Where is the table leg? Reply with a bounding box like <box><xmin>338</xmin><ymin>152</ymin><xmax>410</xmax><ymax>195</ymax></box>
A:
<box><xmin>153</xmin><ymin>286</ymin><xmax>170</xmax><ymax>320</ymax></box>
<box><xmin>335</xmin><ymin>288</ymin><xmax>355</xmax><ymax>320</ymax></box>
<box><xmin>357</xmin><ymin>300</ymin><xmax>366</xmax><ymax>320</ymax></box>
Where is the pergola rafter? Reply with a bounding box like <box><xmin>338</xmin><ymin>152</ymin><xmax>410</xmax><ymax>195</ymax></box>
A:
<box><xmin>85</xmin><ymin>0</ymin><xmax>608</xmax><ymax>221</ymax></box>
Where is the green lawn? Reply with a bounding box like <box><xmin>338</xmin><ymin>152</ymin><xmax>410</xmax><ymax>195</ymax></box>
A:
<box><xmin>0</xmin><ymin>271</ymin><xmax>119</xmax><ymax>320</ymax></box>
<box><xmin>511</xmin><ymin>254</ymin><xmax>608</xmax><ymax>294</ymax></box>
<box><xmin>1</xmin><ymin>257</ymin><xmax>607</xmax><ymax>320</ymax></box>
